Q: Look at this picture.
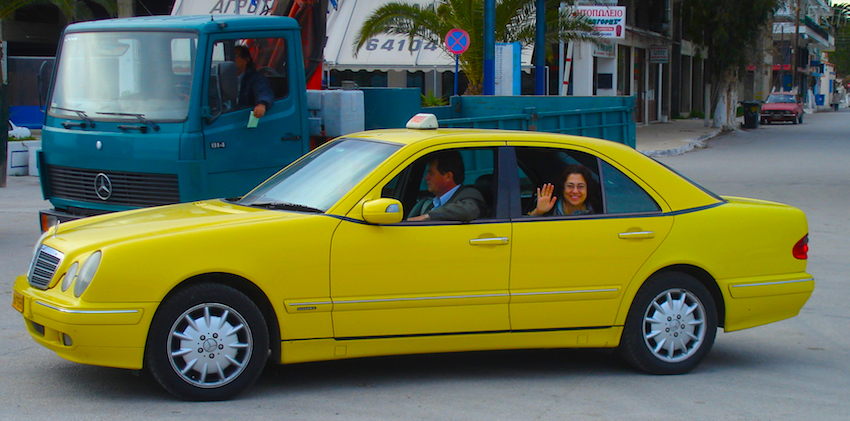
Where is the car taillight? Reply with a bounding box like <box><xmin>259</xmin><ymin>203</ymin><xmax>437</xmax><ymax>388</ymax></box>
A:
<box><xmin>793</xmin><ymin>235</ymin><xmax>808</xmax><ymax>260</ymax></box>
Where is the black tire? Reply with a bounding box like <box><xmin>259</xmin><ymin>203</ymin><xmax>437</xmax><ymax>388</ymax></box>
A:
<box><xmin>618</xmin><ymin>272</ymin><xmax>717</xmax><ymax>375</ymax></box>
<box><xmin>145</xmin><ymin>283</ymin><xmax>269</xmax><ymax>401</ymax></box>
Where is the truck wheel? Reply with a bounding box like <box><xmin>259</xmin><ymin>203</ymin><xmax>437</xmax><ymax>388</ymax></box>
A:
<box><xmin>145</xmin><ymin>283</ymin><xmax>269</xmax><ymax>401</ymax></box>
<box><xmin>618</xmin><ymin>272</ymin><xmax>717</xmax><ymax>375</ymax></box>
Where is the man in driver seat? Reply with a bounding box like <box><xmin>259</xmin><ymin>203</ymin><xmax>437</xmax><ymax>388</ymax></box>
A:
<box><xmin>407</xmin><ymin>150</ymin><xmax>485</xmax><ymax>222</ymax></box>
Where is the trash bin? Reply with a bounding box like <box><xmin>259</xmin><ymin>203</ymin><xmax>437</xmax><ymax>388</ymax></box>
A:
<box><xmin>741</xmin><ymin>101</ymin><xmax>760</xmax><ymax>129</ymax></box>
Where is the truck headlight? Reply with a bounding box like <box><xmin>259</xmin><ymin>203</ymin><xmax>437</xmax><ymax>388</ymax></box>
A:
<box><xmin>74</xmin><ymin>251</ymin><xmax>102</xmax><ymax>298</ymax></box>
<box><xmin>60</xmin><ymin>262</ymin><xmax>79</xmax><ymax>292</ymax></box>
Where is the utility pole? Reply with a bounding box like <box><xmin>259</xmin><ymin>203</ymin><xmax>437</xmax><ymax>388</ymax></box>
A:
<box><xmin>778</xmin><ymin>15</ymin><xmax>785</xmax><ymax>91</ymax></box>
<box><xmin>1</xmin><ymin>42</ymin><xmax>7</xmax><ymax>188</ymax></box>
<box><xmin>791</xmin><ymin>0</ymin><xmax>801</xmax><ymax>93</ymax></box>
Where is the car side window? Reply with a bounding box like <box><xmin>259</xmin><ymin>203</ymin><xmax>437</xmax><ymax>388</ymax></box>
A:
<box><xmin>515</xmin><ymin>147</ymin><xmax>602</xmax><ymax>216</ymax></box>
<box><xmin>382</xmin><ymin>148</ymin><xmax>497</xmax><ymax>221</ymax></box>
<box><xmin>599</xmin><ymin>160</ymin><xmax>661</xmax><ymax>214</ymax></box>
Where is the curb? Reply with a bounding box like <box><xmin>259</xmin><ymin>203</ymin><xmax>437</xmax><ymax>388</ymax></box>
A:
<box><xmin>639</xmin><ymin>129</ymin><xmax>724</xmax><ymax>157</ymax></box>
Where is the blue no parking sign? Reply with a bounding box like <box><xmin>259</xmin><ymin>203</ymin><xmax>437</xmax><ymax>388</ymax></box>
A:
<box><xmin>444</xmin><ymin>29</ymin><xmax>470</xmax><ymax>55</ymax></box>
<box><xmin>445</xmin><ymin>29</ymin><xmax>470</xmax><ymax>95</ymax></box>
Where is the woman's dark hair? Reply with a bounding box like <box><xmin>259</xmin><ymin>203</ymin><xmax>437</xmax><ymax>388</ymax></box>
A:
<box><xmin>555</xmin><ymin>164</ymin><xmax>601</xmax><ymax>212</ymax></box>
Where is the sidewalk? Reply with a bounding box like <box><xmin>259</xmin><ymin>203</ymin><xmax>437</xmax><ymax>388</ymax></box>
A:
<box><xmin>635</xmin><ymin>118</ymin><xmax>725</xmax><ymax>157</ymax></box>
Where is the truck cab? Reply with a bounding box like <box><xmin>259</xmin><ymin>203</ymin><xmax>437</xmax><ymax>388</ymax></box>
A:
<box><xmin>39</xmin><ymin>15</ymin><xmax>309</xmax><ymax>231</ymax></box>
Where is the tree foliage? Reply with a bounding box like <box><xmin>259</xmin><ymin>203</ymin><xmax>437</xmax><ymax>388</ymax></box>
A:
<box><xmin>829</xmin><ymin>4</ymin><xmax>850</xmax><ymax>78</ymax></box>
<box><xmin>682</xmin><ymin>0</ymin><xmax>780</xmax><ymax>83</ymax></box>
<box><xmin>354</xmin><ymin>0</ymin><xmax>596</xmax><ymax>94</ymax></box>
<box><xmin>682</xmin><ymin>0</ymin><xmax>780</xmax><ymax>126</ymax></box>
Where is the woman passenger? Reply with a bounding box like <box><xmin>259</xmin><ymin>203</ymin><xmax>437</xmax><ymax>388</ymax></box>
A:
<box><xmin>528</xmin><ymin>164</ymin><xmax>599</xmax><ymax>216</ymax></box>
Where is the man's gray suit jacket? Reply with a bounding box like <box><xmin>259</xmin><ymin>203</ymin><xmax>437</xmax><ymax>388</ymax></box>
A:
<box><xmin>408</xmin><ymin>186</ymin><xmax>485</xmax><ymax>222</ymax></box>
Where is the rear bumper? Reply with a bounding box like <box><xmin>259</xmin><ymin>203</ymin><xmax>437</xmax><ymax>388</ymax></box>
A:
<box><xmin>760</xmin><ymin>113</ymin><xmax>797</xmax><ymax>122</ymax></box>
<box><xmin>723</xmin><ymin>273</ymin><xmax>814</xmax><ymax>331</ymax></box>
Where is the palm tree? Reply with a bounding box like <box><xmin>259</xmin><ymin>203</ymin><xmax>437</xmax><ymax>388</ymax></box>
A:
<box><xmin>354</xmin><ymin>0</ymin><xmax>596</xmax><ymax>95</ymax></box>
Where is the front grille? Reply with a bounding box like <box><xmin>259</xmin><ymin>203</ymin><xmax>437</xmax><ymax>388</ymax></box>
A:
<box><xmin>46</xmin><ymin>165</ymin><xmax>180</xmax><ymax>208</ymax></box>
<box><xmin>28</xmin><ymin>245</ymin><xmax>64</xmax><ymax>290</ymax></box>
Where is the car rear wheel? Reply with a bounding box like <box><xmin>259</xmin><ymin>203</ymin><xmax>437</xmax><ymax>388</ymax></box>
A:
<box><xmin>145</xmin><ymin>283</ymin><xmax>269</xmax><ymax>401</ymax></box>
<box><xmin>619</xmin><ymin>272</ymin><xmax>717</xmax><ymax>375</ymax></box>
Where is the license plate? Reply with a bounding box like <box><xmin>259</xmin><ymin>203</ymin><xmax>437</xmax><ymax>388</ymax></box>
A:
<box><xmin>12</xmin><ymin>291</ymin><xmax>24</xmax><ymax>313</ymax></box>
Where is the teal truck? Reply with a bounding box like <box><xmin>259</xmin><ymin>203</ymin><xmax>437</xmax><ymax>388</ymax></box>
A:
<box><xmin>38</xmin><ymin>15</ymin><xmax>320</xmax><ymax>231</ymax></box>
<box><xmin>37</xmin><ymin>14</ymin><xmax>635</xmax><ymax>232</ymax></box>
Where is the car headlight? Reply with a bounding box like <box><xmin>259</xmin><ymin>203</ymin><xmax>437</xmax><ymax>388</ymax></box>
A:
<box><xmin>60</xmin><ymin>262</ymin><xmax>79</xmax><ymax>292</ymax></box>
<box><xmin>74</xmin><ymin>251</ymin><xmax>102</xmax><ymax>298</ymax></box>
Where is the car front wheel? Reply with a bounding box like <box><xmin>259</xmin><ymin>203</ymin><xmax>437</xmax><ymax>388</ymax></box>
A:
<box><xmin>145</xmin><ymin>283</ymin><xmax>269</xmax><ymax>401</ymax></box>
<box><xmin>619</xmin><ymin>272</ymin><xmax>717</xmax><ymax>375</ymax></box>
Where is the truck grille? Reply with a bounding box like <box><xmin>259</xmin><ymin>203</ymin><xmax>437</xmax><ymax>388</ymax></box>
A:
<box><xmin>46</xmin><ymin>165</ymin><xmax>180</xmax><ymax>208</ymax></box>
<box><xmin>28</xmin><ymin>245</ymin><xmax>64</xmax><ymax>290</ymax></box>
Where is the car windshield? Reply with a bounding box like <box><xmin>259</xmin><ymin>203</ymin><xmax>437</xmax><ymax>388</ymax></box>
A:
<box><xmin>766</xmin><ymin>94</ymin><xmax>796</xmax><ymax>104</ymax></box>
<box><xmin>49</xmin><ymin>31</ymin><xmax>198</xmax><ymax>122</ymax></box>
<box><xmin>237</xmin><ymin>138</ymin><xmax>401</xmax><ymax>212</ymax></box>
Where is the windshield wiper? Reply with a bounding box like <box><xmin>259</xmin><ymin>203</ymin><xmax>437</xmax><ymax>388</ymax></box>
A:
<box><xmin>97</xmin><ymin>112</ymin><xmax>160</xmax><ymax>132</ymax></box>
<box><xmin>249</xmin><ymin>202</ymin><xmax>324</xmax><ymax>213</ymax></box>
<box><xmin>54</xmin><ymin>107</ymin><xmax>95</xmax><ymax>129</ymax></box>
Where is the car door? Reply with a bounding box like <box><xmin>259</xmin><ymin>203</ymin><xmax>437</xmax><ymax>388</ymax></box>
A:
<box><xmin>507</xmin><ymin>144</ymin><xmax>674</xmax><ymax>330</ymax></box>
<box><xmin>329</xmin><ymin>144</ymin><xmax>512</xmax><ymax>338</ymax></box>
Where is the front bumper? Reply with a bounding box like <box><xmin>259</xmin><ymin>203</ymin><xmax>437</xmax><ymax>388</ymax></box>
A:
<box><xmin>12</xmin><ymin>275</ymin><xmax>159</xmax><ymax>370</ymax></box>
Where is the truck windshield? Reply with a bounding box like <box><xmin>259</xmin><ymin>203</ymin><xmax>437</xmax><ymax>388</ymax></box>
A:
<box><xmin>49</xmin><ymin>31</ymin><xmax>198</xmax><ymax>122</ymax></box>
<box><xmin>238</xmin><ymin>138</ymin><xmax>402</xmax><ymax>212</ymax></box>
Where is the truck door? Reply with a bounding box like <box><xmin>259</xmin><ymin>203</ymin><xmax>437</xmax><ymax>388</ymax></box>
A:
<box><xmin>202</xmin><ymin>35</ymin><xmax>306</xmax><ymax>198</ymax></box>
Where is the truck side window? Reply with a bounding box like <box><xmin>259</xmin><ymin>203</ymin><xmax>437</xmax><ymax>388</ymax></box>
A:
<box><xmin>207</xmin><ymin>37</ymin><xmax>289</xmax><ymax>115</ymax></box>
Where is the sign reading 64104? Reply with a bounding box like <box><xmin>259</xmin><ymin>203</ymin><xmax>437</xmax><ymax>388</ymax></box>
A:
<box><xmin>364</xmin><ymin>38</ymin><xmax>440</xmax><ymax>53</ymax></box>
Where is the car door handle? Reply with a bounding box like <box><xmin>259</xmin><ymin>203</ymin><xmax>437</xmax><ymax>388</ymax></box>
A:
<box><xmin>469</xmin><ymin>237</ymin><xmax>510</xmax><ymax>245</ymax></box>
<box><xmin>618</xmin><ymin>231</ymin><xmax>655</xmax><ymax>239</ymax></box>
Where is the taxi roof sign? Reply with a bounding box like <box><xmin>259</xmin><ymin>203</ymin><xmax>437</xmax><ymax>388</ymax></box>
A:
<box><xmin>406</xmin><ymin>113</ymin><xmax>439</xmax><ymax>130</ymax></box>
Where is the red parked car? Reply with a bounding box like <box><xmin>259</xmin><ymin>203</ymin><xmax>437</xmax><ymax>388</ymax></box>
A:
<box><xmin>760</xmin><ymin>92</ymin><xmax>804</xmax><ymax>124</ymax></box>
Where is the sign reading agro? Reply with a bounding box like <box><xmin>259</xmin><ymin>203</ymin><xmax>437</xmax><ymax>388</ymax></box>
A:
<box><xmin>576</xmin><ymin>6</ymin><xmax>626</xmax><ymax>39</ymax></box>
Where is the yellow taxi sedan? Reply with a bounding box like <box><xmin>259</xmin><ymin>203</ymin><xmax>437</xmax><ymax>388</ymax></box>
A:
<box><xmin>13</xmin><ymin>115</ymin><xmax>814</xmax><ymax>400</ymax></box>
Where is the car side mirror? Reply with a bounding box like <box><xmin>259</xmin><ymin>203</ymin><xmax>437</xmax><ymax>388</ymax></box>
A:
<box><xmin>362</xmin><ymin>198</ymin><xmax>403</xmax><ymax>224</ymax></box>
